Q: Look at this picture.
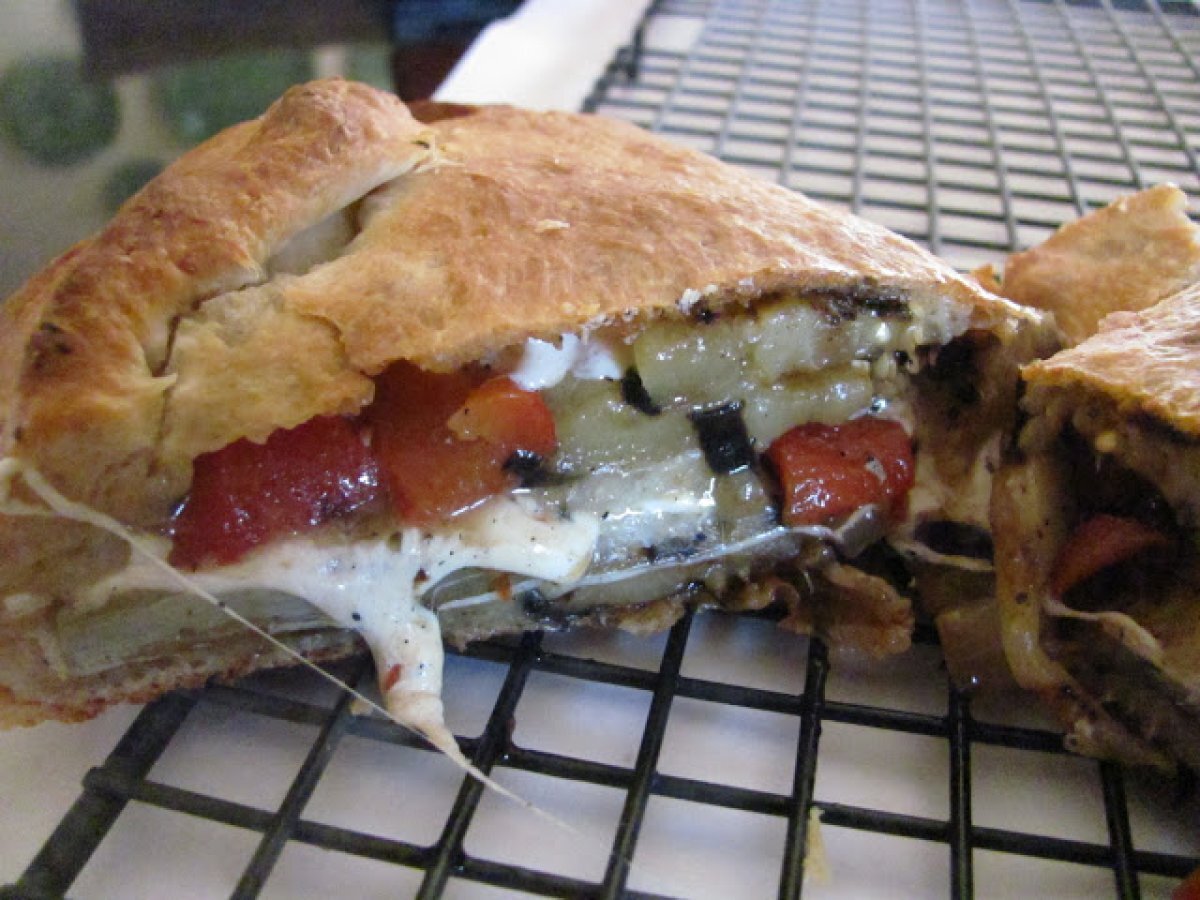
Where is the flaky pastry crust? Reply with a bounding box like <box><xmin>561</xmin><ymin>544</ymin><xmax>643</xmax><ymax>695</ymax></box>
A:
<box><xmin>0</xmin><ymin>80</ymin><xmax>1037</xmax><ymax>724</ymax></box>
<box><xmin>987</xmin><ymin>184</ymin><xmax>1200</xmax><ymax>346</ymax></box>
<box><xmin>1023</xmin><ymin>280</ymin><xmax>1200</xmax><ymax>438</ymax></box>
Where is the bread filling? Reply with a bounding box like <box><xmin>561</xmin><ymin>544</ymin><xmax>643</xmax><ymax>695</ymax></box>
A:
<box><xmin>993</xmin><ymin>401</ymin><xmax>1200</xmax><ymax>769</ymax></box>
<box><xmin>3</xmin><ymin>290</ymin><xmax>1022</xmax><ymax>742</ymax></box>
<box><xmin>1026</xmin><ymin>385</ymin><xmax>1200</xmax><ymax>527</ymax></box>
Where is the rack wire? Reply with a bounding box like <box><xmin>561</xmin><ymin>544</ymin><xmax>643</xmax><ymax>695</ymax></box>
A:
<box><xmin>5</xmin><ymin>1</ymin><xmax>1200</xmax><ymax>897</ymax></box>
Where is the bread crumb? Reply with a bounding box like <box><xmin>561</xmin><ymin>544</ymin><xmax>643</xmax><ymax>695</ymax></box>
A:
<box><xmin>804</xmin><ymin>806</ymin><xmax>831</xmax><ymax>885</ymax></box>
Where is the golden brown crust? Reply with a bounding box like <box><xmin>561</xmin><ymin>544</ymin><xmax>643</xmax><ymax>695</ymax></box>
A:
<box><xmin>0</xmin><ymin>79</ymin><xmax>431</xmax><ymax>523</ymax></box>
<box><xmin>995</xmin><ymin>184</ymin><xmax>1200</xmax><ymax>346</ymax></box>
<box><xmin>5</xmin><ymin>82</ymin><xmax>1030</xmax><ymax>539</ymax></box>
<box><xmin>288</xmin><ymin>103</ymin><xmax>1023</xmax><ymax>371</ymax></box>
<box><xmin>1024</xmin><ymin>281</ymin><xmax>1200</xmax><ymax>437</ymax></box>
<box><xmin>163</xmin><ymin>101</ymin><xmax>1032</xmax><ymax>477</ymax></box>
<box><xmin>0</xmin><ymin>80</ymin><xmax>1035</xmax><ymax>727</ymax></box>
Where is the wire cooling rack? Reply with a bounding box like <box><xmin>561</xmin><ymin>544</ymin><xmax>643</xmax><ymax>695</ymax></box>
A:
<box><xmin>6</xmin><ymin>1</ymin><xmax>1200</xmax><ymax>898</ymax></box>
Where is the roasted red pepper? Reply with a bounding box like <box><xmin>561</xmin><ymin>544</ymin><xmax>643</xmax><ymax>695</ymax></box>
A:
<box><xmin>448</xmin><ymin>375</ymin><xmax>557</xmax><ymax>455</ymax></box>
<box><xmin>1049</xmin><ymin>513</ymin><xmax>1170</xmax><ymax>598</ymax></box>
<box><xmin>169</xmin><ymin>364</ymin><xmax>558</xmax><ymax>563</ymax></box>
<box><xmin>766</xmin><ymin>417</ymin><xmax>914</xmax><ymax>527</ymax></box>
<box><xmin>369</xmin><ymin>363</ymin><xmax>557</xmax><ymax>525</ymax></box>
<box><xmin>170</xmin><ymin>416</ymin><xmax>381</xmax><ymax>568</ymax></box>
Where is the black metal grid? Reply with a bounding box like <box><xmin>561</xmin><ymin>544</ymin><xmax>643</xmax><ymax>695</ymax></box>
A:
<box><xmin>587</xmin><ymin>0</ymin><xmax>1200</xmax><ymax>270</ymax></box>
<box><xmin>6</xmin><ymin>1</ymin><xmax>1200</xmax><ymax>897</ymax></box>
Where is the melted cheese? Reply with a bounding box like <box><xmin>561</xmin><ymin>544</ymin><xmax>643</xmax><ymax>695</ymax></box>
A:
<box><xmin>0</xmin><ymin>459</ymin><xmax>601</xmax><ymax>830</ymax></box>
<box><xmin>83</xmin><ymin>496</ymin><xmax>598</xmax><ymax>745</ymax></box>
<box><xmin>890</xmin><ymin>432</ymin><xmax>1000</xmax><ymax>572</ymax></box>
<box><xmin>508</xmin><ymin>333</ymin><xmax>625</xmax><ymax>391</ymax></box>
<box><xmin>0</xmin><ymin>457</ymin><xmax>596</xmax><ymax>756</ymax></box>
<box><xmin>907</xmin><ymin>431</ymin><xmax>1000</xmax><ymax>530</ymax></box>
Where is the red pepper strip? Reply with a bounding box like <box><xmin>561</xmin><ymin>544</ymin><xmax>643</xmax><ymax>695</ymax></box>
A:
<box><xmin>370</xmin><ymin>363</ymin><xmax>557</xmax><ymax>526</ymax></box>
<box><xmin>170</xmin><ymin>416</ymin><xmax>381</xmax><ymax>569</ymax></box>
<box><xmin>766</xmin><ymin>417</ymin><xmax>915</xmax><ymax>527</ymax></box>
<box><xmin>1174</xmin><ymin>866</ymin><xmax>1200</xmax><ymax>900</ymax></box>
<box><xmin>1049</xmin><ymin>513</ymin><xmax>1170</xmax><ymax>598</ymax></box>
<box><xmin>447</xmin><ymin>375</ymin><xmax>557</xmax><ymax>455</ymax></box>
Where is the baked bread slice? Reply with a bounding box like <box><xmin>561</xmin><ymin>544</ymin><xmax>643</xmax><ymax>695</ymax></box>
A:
<box><xmin>0</xmin><ymin>80</ymin><xmax>1051</xmax><ymax>743</ymax></box>
<box><xmin>994</xmin><ymin>281</ymin><xmax>1200</xmax><ymax>771</ymax></box>
<box><xmin>984</xmin><ymin>190</ymin><xmax>1200</xmax><ymax>770</ymax></box>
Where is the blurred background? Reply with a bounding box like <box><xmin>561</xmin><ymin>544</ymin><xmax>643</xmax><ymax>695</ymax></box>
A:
<box><xmin>0</xmin><ymin>0</ymin><xmax>636</xmax><ymax>298</ymax></box>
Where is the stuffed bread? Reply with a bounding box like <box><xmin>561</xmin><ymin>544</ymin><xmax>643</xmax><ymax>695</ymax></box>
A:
<box><xmin>0</xmin><ymin>80</ymin><xmax>1050</xmax><ymax>746</ymax></box>
<box><xmin>994</xmin><ymin>281</ymin><xmax>1200</xmax><ymax>770</ymax></box>
<box><xmin>986</xmin><ymin>187</ymin><xmax>1200</xmax><ymax>770</ymax></box>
